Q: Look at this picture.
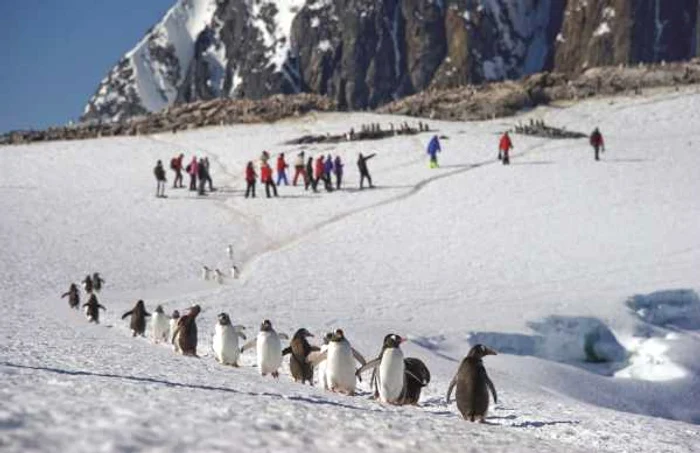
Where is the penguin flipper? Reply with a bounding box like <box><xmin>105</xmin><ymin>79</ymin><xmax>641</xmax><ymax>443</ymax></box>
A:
<box><xmin>351</xmin><ymin>348</ymin><xmax>366</xmax><ymax>366</ymax></box>
<box><xmin>278</xmin><ymin>333</ymin><xmax>289</xmax><ymax>340</ymax></box>
<box><xmin>445</xmin><ymin>375</ymin><xmax>457</xmax><ymax>404</ymax></box>
<box><xmin>486</xmin><ymin>374</ymin><xmax>498</xmax><ymax>404</ymax></box>
<box><xmin>241</xmin><ymin>338</ymin><xmax>257</xmax><ymax>353</ymax></box>
<box><xmin>306</xmin><ymin>350</ymin><xmax>327</xmax><ymax>366</ymax></box>
<box><xmin>355</xmin><ymin>357</ymin><xmax>381</xmax><ymax>377</ymax></box>
<box><xmin>282</xmin><ymin>347</ymin><xmax>291</xmax><ymax>356</ymax></box>
<box><xmin>121</xmin><ymin>310</ymin><xmax>132</xmax><ymax>320</ymax></box>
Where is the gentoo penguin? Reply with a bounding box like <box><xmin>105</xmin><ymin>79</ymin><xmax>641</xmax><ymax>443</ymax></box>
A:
<box><xmin>402</xmin><ymin>357</ymin><xmax>431</xmax><ymax>405</ymax></box>
<box><xmin>121</xmin><ymin>300</ymin><xmax>151</xmax><ymax>337</ymax></box>
<box><xmin>82</xmin><ymin>274</ymin><xmax>93</xmax><ymax>293</ymax></box>
<box><xmin>310</xmin><ymin>329</ymin><xmax>366</xmax><ymax>395</ymax></box>
<box><xmin>226</xmin><ymin>244</ymin><xmax>234</xmax><ymax>260</ymax></box>
<box><xmin>241</xmin><ymin>319</ymin><xmax>288</xmax><ymax>378</ymax></box>
<box><xmin>356</xmin><ymin>334</ymin><xmax>406</xmax><ymax>404</ymax></box>
<box><xmin>82</xmin><ymin>294</ymin><xmax>106</xmax><ymax>323</ymax></box>
<box><xmin>282</xmin><ymin>328</ymin><xmax>319</xmax><ymax>384</ymax></box>
<box><xmin>317</xmin><ymin>332</ymin><xmax>333</xmax><ymax>390</ymax></box>
<box><xmin>446</xmin><ymin>344</ymin><xmax>498</xmax><ymax>422</ymax></box>
<box><xmin>171</xmin><ymin>305</ymin><xmax>201</xmax><ymax>356</ymax></box>
<box><xmin>230</xmin><ymin>265</ymin><xmax>239</xmax><ymax>279</ymax></box>
<box><xmin>169</xmin><ymin>310</ymin><xmax>181</xmax><ymax>351</ymax></box>
<box><xmin>61</xmin><ymin>283</ymin><xmax>80</xmax><ymax>309</ymax></box>
<box><xmin>201</xmin><ymin>266</ymin><xmax>212</xmax><ymax>281</ymax></box>
<box><xmin>212</xmin><ymin>313</ymin><xmax>246</xmax><ymax>366</ymax></box>
<box><xmin>92</xmin><ymin>272</ymin><xmax>105</xmax><ymax>292</ymax></box>
<box><xmin>150</xmin><ymin>305</ymin><xmax>170</xmax><ymax>343</ymax></box>
<box><xmin>214</xmin><ymin>269</ymin><xmax>224</xmax><ymax>284</ymax></box>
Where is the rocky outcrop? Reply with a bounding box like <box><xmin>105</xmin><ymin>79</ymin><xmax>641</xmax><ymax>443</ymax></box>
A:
<box><xmin>4</xmin><ymin>94</ymin><xmax>334</xmax><ymax>146</ymax></box>
<box><xmin>378</xmin><ymin>59</ymin><xmax>700</xmax><ymax>121</ymax></box>
<box><xmin>83</xmin><ymin>0</ymin><xmax>699</xmax><ymax>124</ymax></box>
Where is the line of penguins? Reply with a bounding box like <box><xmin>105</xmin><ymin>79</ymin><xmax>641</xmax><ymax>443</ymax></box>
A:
<box><xmin>118</xmin><ymin>299</ymin><xmax>499</xmax><ymax>423</ymax></box>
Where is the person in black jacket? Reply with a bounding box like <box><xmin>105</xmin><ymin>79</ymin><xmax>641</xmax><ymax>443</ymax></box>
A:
<box><xmin>154</xmin><ymin>160</ymin><xmax>167</xmax><ymax>198</ymax></box>
<box><xmin>197</xmin><ymin>158</ymin><xmax>208</xmax><ymax>196</ymax></box>
<box><xmin>357</xmin><ymin>153</ymin><xmax>376</xmax><ymax>189</ymax></box>
<box><xmin>306</xmin><ymin>156</ymin><xmax>317</xmax><ymax>192</ymax></box>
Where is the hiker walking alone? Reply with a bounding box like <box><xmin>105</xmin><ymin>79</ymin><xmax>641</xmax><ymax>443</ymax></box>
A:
<box><xmin>276</xmin><ymin>153</ymin><xmax>289</xmax><ymax>186</ymax></box>
<box><xmin>244</xmin><ymin>161</ymin><xmax>257</xmax><ymax>198</ymax></box>
<box><xmin>357</xmin><ymin>152</ymin><xmax>376</xmax><ymax>189</ymax></box>
<box><xmin>293</xmin><ymin>151</ymin><xmax>307</xmax><ymax>186</ymax></box>
<box><xmin>154</xmin><ymin>160</ymin><xmax>167</xmax><ymax>198</ymax></box>
<box><xmin>306</xmin><ymin>156</ymin><xmax>317</xmax><ymax>192</ymax></box>
<box><xmin>427</xmin><ymin>135</ymin><xmax>441</xmax><ymax>168</ymax></box>
<box><xmin>170</xmin><ymin>153</ymin><xmax>185</xmax><ymax>188</ymax></box>
<box><xmin>333</xmin><ymin>155</ymin><xmax>344</xmax><ymax>190</ymax></box>
<box><xmin>499</xmin><ymin>132</ymin><xmax>513</xmax><ymax>165</ymax></box>
<box><xmin>186</xmin><ymin>156</ymin><xmax>198</xmax><ymax>191</ymax></box>
<box><xmin>261</xmin><ymin>161</ymin><xmax>278</xmax><ymax>198</ymax></box>
<box><xmin>590</xmin><ymin>127</ymin><xmax>605</xmax><ymax>161</ymax></box>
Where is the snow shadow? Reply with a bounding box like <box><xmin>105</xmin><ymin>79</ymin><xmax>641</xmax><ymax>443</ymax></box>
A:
<box><xmin>1</xmin><ymin>362</ymin><xmax>373</xmax><ymax>412</ymax></box>
<box><xmin>467</xmin><ymin>316</ymin><xmax>629</xmax><ymax>376</ymax></box>
<box><xmin>626</xmin><ymin>289</ymin><xmax>700</xmax><ymax>331</ymax></box>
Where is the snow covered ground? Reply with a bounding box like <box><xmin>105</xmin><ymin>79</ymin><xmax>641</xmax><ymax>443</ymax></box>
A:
<box><xmin>2</xmin><ymin>88</ymin><xmax>700</xmax><ymax>452</ymax></box>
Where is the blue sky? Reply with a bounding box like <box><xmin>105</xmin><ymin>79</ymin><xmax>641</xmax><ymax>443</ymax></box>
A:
<box><xmin>0</xmin><ymin>0</ymin><xmax>175</xmax><ymax>133</ymax></box>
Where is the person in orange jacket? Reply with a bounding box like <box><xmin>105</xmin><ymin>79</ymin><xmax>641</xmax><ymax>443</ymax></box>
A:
<box><xmin>245</xmin><ymin>161</ymin><xmax>257</xmax><ymax>198</ymax></box>
<box><xmin>260</xmin><ymin>161</ymin><xmax>278</xmax><ymax>198</ymax></box>
<box><xmin>590</xmin><ymin>127</ymin><xmax>605</xmax><ymax>161</ymax></box>
<box><xmin>499</xmin><ymin>132</ymin><xmax>513</xmax><ymax>165</ymax></box>
<box><xmin>315</xmin><ymin>155</ymin><xmax>331</xmax><ymax>191</ymax></box>
<box><xmin>276</xmin><ymin>153</ymin><xmax>289</xmax><ymax>185</ymax></box>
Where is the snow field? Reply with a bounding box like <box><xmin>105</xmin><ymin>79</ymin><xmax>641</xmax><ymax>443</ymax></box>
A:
<box><xmin>2</xmin><ymin>88</ymin><xmax>700</xmax><ymax>451</ymax></box>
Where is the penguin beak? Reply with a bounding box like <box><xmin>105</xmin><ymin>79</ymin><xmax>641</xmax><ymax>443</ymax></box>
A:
<box><xmin>399</xmin><ymin>336</ymin><xmax>406</xmax><ymax>344</ymax></box>
<box><xmin>484</xmin><ymin>347</ymin><xmax>498</xmax><ymax>356</ymax></box>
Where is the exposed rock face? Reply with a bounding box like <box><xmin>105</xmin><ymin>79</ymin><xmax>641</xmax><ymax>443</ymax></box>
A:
<box><xmin>82</xmin><ymin>0</ymin><xmax>700</xmax><ymax>123</ymax></box>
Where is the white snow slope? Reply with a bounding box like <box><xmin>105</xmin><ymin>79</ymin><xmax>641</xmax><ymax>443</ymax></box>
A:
<box><xmin>2</xmin><ymin>89</ymin><xmax>700</xmax><ymax>452</ymax></box>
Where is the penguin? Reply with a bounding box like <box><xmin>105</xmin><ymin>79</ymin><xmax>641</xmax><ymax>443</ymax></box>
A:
<box><xmin>150</xmin><ymin>305</ymin><xmax>170</xmax><ymax>343</ymax></box>
<box><xmin>230</xmin><ymin>265</ymin><xmax>239</xmax><ymax>279</ymax></box>
<box><xmin>82</xmin><ymin>294</ymin><xmax>106</xmax><ymax>323</ymax></box>
<box><xmin>356</xmin><ymin>334</ymin><xmax>406</xmax><ymax>404</ymax></box>
<box><xmin>241</xmin><ymin>319</ymin><xmax>288</xmax><ymax>378</ymax></box>
<box><xmin>282</xmin><ymin>328</ymin><xmax>319</xmax><ymax>384</ymax></box>
<box><xmin>92</xmin><ymin>272</ymin><xmax>105</xmax><ymax>292</ymax></box>
<box><xmin>121</xmin><ymin>300</ymin><xmax>151</xmax><ymax>337</ymax></box>
<box><xmin>82</xmin><ymin>274</ymin><xmax>93</xmax><ymax>293</ymax></box>
<box><xmin>212</xmin><ymin>313</ymin><xmax>246</xmax><ymax>366</ymax></box>
<box><xmin>316</xmin><ymin>332</ymin><xmax>333</xmax><ymax>390</ymax></box>
<box><xmin>446</xmin><ymin>344</ymin><xmax>498</xmax><ymax>422</ymax></box>
<box><xmin>402</xmin><ymin>357</ymin><xmax>431</xmax><ymax>405</ymax></box>
<box><xmin>226</xmin><ymin>244</ymin><xmax>234</xmax><ymax>260</ymax></box>
<box><xmin>61</xmin><ymin>283</ymin><xmax>80</xmax><ymax>309</ymax></box>
<box><xmin>171</xmin><ymin>305</ymin><xmax>201</xmax><ymax>356</ymax></box>
<box><xmin>214</xmin><ymin>269</ymin><xmax>224</xmax><ymax>284</ymax></box>
<box><xmin>169</xmin><ymin>310</ymin><xmax>181</xmax><ymax>351</ymax></box>
<box><xmin>201</xmin><ymin>266</ymin><xmax>212</xmax><ymax>280</ymax></box>
<box><xmin>309</xmin><ymin>329</ymin><xmax>366</xmax><ymax>395</ymax></box>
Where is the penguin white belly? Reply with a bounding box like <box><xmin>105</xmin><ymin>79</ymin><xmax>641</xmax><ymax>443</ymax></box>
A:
<box><xmin>317</xmin><ymin>345</ymin><xmax>329</xmax><ymax>389</ymax></box>
<box><xmin>151</xmin><ymin>313</ymin><xmax>170</xmax><ymax>342</ymax></box>
<box><xmin>379</xmin><ymin>348</ymin><xmax>405</xmax><ymax>403</ymax></box>
<box><xmin>213</xmin><ymin>325</ymin><xmax>240</xmax><ymax>365</ymax></box>
<box><xmin>326</xmin><ymin>342</ymin><xmax>356</xmax><ymax>393</ymax></box>
<box><xmin>257</xmin><ymin>332</ymin><xmax>282</xmax><ymax>375</ymax></box>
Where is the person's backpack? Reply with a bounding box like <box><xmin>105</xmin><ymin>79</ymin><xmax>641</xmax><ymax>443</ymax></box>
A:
<box><xmin>170</xmin><ymin>157</ymin><xmax>177</xmax><ymax>170</ymax></box>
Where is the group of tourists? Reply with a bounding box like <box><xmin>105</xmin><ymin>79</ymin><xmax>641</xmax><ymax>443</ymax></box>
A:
<box><xmin>244</xmin><ymin>151</ymin><xmax>375</xmax><ymax>198</ymax></box>
<box><xmin>153</xmin><ymin>154</ymin><xmax>216</xmax><ymax>198</ymax></box>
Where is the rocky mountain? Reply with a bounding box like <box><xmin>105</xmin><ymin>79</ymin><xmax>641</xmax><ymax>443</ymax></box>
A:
<box><xmin>82</xmin><ymin>0</ymin><xmax>699</xmax><ymax>123</ymax></box>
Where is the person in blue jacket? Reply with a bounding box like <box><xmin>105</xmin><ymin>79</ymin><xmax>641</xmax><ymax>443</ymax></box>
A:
<box><xmin>427</xmin><ymin>135</ymin><xmax>441</xmax><ymax>168</ymax></box>
<box><xmin>323</xmin><ymin>154</ymin><xmax>334</xmax><ymax>191</ymax></box>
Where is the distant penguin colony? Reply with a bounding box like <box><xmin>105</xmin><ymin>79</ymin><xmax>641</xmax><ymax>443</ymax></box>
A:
<box><xmin>59</xmin><ymin>270</ymin><xmax>500</xmax><ymax>422</ymax></box>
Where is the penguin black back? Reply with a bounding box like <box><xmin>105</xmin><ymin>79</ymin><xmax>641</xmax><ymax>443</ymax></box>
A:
<box><xmin>122</xmin><ymin>300</ymin><xmax>151</xmax><ymax>337</ymax></box>
<box><xmin>402</xmin><ymin>357</ymin><xmax>431</xmax><ymax>405</ymax></box>
<box><xmin>284</xmin><ymin>328</ymin><xmax>318</xmax><ymax>384</ymax></box>
<box><xmin>448</xmin><ymin>344</ymin><xmax>498</xmax><ymax>422</ymax></box>
<box><xmin>175</xmin><ymin>305</ymin><xmax>201</xmax><ymax>356</ymax></box>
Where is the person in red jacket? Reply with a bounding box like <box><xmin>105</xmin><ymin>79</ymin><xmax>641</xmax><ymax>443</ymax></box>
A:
<box><xmin>260</xmin><ymin>161</ymin><xmax>278</xmax><ymax>198</ymax></box>
<box><xmin>590</xmin><ymin>127</ymin><xmax>605</xmax><ymax>161</ymax></box>
<box><xmin>170</xmin><ymin>153</ymin><xmax>184</xmax><ymax>188</ymax></box>
<box><xmin>499</xmin><ymin>132</ymin><xmax>513</xmax><ymax>165</ymax></box>
<box><xmin>276</xmin><ymin>153</ymin><xmax>289</xmax><ymax>185</ymax></box>
<box><xmin>245</xmin><ymin>161</ymin><xmax>257</xmax><ymax>198</ymax></box>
